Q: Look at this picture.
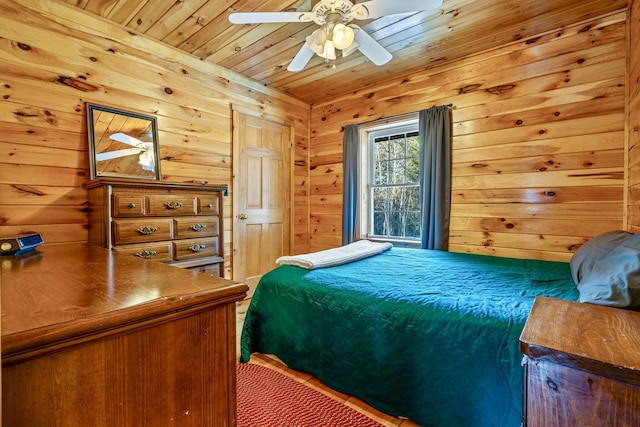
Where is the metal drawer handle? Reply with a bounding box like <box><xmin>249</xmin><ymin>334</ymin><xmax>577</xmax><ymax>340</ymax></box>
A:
<box><xmin>190</xmin><ymin>224</ymin><xmax>207</xmax><ymax>232</ymax></box>
<box><xmin>135</xmin><ymin>250</ymin><xmax>157</xmax><ymax>259</ymax></box>
<box><xmin>189</xmin><ymin>244</ymin><xmax>206</xmax><ymax>252</ymax></box>
<box><xmin>128</xmin><ymin>203</ymin><xmax>136</xmax><ymax>208</ymax></box>
<box><xmin>165</xmin><ymin>201</ymin><xmax>184</xmax><ymax>210</ymax></box>
<box><xmin>207</xmin><ymin>203</ymin><xmax>214</xmax><ymax>208</ymax></box>
<box><xmin>136</xmin><ymin>226</ymin><xmax>158</xmax><ymax>235</ymax></box>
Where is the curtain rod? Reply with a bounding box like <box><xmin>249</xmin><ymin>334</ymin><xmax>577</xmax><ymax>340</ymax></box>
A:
<box><xmin>347</xmin><ymin>103</ymin><xmax>453</xmax><ymax>129</ymax></box>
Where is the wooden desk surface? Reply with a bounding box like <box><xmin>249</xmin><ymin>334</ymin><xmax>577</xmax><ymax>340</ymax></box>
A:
<box><xmin>520</xmin><ymin>296</ymin><xmax>640</xmax><ymax>384</ymax></box>
<box><xmin>1</xmin><ymin>243</ymin><xmax>247</xmax><ymax>362</ymax></box>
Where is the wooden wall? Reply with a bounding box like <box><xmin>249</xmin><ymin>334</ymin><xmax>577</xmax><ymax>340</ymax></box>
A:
<box><xmin>0</xmin><ymin>0</ymin><xmax>311</xmax><ymax>277</ymax></box>
<box><xmin>0</xmin><ymin>0</ymin><xmax>635</xmax><ymax>267</ymax></box>
<box><xmin>309</xmin><ymin>11</ymin><xmax>628</xmax><ymax>262</ymax></box>
<box><xmin>629</xmin><ymin>0</ymin><xmax>640</xmax><ymax>230</ymax></box>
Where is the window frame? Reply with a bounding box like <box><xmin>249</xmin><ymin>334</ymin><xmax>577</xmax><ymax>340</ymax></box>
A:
<box><xmin>357</xmin><ymin>115</ymin><xmax>421</xmax><ymax>246</ymax></box>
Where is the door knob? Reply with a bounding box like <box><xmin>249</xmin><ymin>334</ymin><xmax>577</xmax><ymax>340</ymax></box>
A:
<box><xmin>238</xmin><ymin>213</ymin><xmax>248</xmax><ymax>220</ymax></box>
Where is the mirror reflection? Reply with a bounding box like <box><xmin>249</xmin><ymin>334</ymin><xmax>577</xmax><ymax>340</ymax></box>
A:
<box><xmin>86</xmin><ymin>104</ymin><xmax>161</xmax><ymax>180</ymax></box>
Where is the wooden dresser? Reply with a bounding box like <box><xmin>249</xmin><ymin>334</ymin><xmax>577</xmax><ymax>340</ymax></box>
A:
<box><xmin>1</xmin><ymin>243</ymin><xmax>247</xmax><ymax>426</ymax></box>
<box><xmin>520</xmin><ymin>296</ymin><xmax>640</xmax><ymax>427</ymax></box>
<box><xmin>84</xmin><ymin>178</ymin><xmax>227</xmax><ymax>276</ymax></box>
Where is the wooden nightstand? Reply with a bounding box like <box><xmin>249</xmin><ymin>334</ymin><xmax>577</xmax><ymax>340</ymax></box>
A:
<box><xmin>520</xmin><ymin>296</ymin><xmax>640</xmax><ymax>427</ymax></box>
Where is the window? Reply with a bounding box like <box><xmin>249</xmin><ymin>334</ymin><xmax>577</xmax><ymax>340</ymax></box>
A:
<box><xmin>359</xmin><ymin>119</ymin><xmax>421</xmax><ymax>244</ymax></box>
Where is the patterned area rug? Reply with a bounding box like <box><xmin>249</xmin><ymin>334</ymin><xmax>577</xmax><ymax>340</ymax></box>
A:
<box><xmin>237</xmin><ymin>363</ymin><xmax>384</xmax><ymax>427</ymax></box>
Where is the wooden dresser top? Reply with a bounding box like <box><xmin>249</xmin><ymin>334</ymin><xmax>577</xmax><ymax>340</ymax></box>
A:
<box><xmin>1</xmin><ymin>243</ymin><xmax>247</xmax><ymax>360</ymax></box>
<box><xmin>82</xmin><ymin>177</ymin><xmax>227</xmax><ymax>192</ymax></box>
<box><xmin>520</xmin><ymin>296</ymin><xmax>640</xmax><ymax>383</ymax></box>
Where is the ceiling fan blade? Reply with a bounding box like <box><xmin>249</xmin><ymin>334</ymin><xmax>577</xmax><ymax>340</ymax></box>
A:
<box><xmin>351</xmin><ymin>25</ymin><xmax>392</xmax><ymax>66</ymax></box>
<box><xmin>351</xmin><ymin>0</ymin><xmax>442</xmax><ymax>20</ymax></box>
<box><xmin>229</xmin><ymin>11</ymin><xmax>314</xmax><ymax>24</ymax></box>
<box><xmin>109</xmin><ymin>132</ymin><xmax>145</xmax><ymax>147</ymax></box>
<box><xmin>96</xmin><ymin>148</ymin><xmax>142</xmax><ymax>161</ymax></box>
<box><xmin>288</xmin><ymin>42</ymin><xmax>315</xmax><ymax>72</ymax></box>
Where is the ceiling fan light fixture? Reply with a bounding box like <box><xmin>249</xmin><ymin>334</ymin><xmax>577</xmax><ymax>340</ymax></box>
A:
<box><xmin>306</xmin><ymin>28</ymin><xmax>327</xmax><ymax>54</ymax></box>
<box><xmin>332</xmin><ymin>23</ymin><xmax>354</xmax><ymax>50</ymax></box>
<box><xmin>342</xmin><ymin>40</ymin><xmax>359</xmax><ymax>57</ymax></box>
<box><xmin>318</xmin><ymin>40</ymin><xmax>336</xmax><ymax>60</ymax></box>
<box><xmin>138</xmin><ymin>150</ymin><xmax>155</xmax><ymax>171</ymax></box>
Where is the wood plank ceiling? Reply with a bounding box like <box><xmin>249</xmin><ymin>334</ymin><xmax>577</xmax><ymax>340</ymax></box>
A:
<box><xmin>63</xmin><ymin>0</ymin><xmax>628</xmax><ymax>104</ymax></box>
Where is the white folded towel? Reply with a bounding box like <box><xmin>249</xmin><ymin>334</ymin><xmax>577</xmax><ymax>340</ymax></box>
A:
<box><xmin>275</xmin><ymin>240</ymin><xmax>393</xmax><ymax>270</ymax></box>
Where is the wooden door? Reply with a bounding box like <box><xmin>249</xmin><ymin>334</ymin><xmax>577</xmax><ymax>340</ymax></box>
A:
<box><xmin>232</xmin><ymin>110</ymin><xmax>292</xmax><ymax>297</ymax></box>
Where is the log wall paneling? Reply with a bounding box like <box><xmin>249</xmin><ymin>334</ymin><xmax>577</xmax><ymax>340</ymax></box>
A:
<box><xmin>628</xmin><ymin>0</ymin><xmax>640</xmax><ymax>231</ymax></box>
<box><xmin>0</xmin><ymin>0</ymin><xmax>636</xmax><ymax>264</ymax></box>
<box><xmin>309</xmin><ymin>12</ymin><xmax>627</xmax><ymax>262</ymax></box>
<box><xmin>0</xmin><ymin>0</ymin><xmax>312</xmax><ymax>273</ymax></box>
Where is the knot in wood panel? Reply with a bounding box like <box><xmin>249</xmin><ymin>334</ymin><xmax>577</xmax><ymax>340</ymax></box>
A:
<box><xmin>485</xmin><ymin>84</ymin><xmax>516</xmax><ymax>95</ymax></box>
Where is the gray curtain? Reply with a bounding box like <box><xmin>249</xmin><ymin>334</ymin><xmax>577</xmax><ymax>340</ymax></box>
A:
<box><xmin>419</xmin><ymin>105</ymin><xmax>451</xmax><ymax>250</ymax></box>
<box><xmin>342</xmin><ymin>124</ymin><xmax>359</xmax><ymax>245</ymax></box>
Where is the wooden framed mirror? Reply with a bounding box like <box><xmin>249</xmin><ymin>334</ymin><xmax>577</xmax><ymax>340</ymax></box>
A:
<box><xmin>86</xmin><ymin>103</ymin><xmax>161</xmax><ymax>180</ymax></box>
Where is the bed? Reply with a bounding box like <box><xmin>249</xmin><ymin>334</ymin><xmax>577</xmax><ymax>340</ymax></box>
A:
<box><xmin>240</xmin><ymin>247</ymin><xmax>579</xmax><ymax>426</ymax></box>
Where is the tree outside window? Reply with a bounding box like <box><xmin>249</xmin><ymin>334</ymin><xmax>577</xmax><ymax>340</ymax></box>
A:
<box><xmin>368</xmin><ymin>128</ymin><xmax>420</xmax><ymax>241</ymax></box>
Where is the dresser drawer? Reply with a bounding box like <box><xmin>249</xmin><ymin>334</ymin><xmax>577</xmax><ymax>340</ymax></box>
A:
<box><xmin>167</xmin><ymin>256</ymin><xmax>223</xmax><ymax>277</ymax></box>
<box><xmin>186</xmin><ymin>262</ymin><xmax>221</xmax><ymax>276</ymax></box>
<box><xmin>113</xmin><ymin>219</ymin><xmax>173</xmax><ymax>245</ymax></box>
<box><xmin>198</xmin><ymin>195</ymin><xmax>220</xmax><ymax>216</ymax></box>
<box><xmin>112</xmin><ymin>195</ymin><xmax>145</xmax><ymax>217</ymax></box>
<box><xmin>174</xmin><ymin>218</ymin><xmax>219</xmax><ymax>239</ymax></box>
<box><xmin>174</xmin><ymin>238</ymin><xmax>219</xmax><ymax>260</ymax></box>
<box><xmin>113</xmin><ymin>242</ymin><xmax>173</xmax><ymax>262</ymax></box>
<box><xmin>147</xmin><ymin>195</ymin><xmax>197</xmax><ymax>216</ymax></box>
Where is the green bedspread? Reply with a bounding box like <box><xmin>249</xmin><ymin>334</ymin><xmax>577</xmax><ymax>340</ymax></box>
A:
<box><xmin>240</xmin><ymin>248</ymin><xmax>578</xmax><ymax>426</ymax></box>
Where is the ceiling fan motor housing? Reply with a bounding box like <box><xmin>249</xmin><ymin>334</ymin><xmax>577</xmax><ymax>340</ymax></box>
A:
<box><xmin>310</xmin><ymin>0</ymin><xmax>355</xmax><ymax>25</ymax></box>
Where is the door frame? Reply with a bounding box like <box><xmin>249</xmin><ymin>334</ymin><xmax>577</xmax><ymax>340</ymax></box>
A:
<box><xmin>230</xmin><ymin>104</ymin><xmax>294</xmax><ymax>283</ymax></box>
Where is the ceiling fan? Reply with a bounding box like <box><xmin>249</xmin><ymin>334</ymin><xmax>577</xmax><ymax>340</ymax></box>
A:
<box><xmin>96</xmin><ymin>132</ymin><xmax>155</xmax><ymax>171</ymax></box>
<box><xmin>229</xmin><ymin>0</ymin><xmax>443</xmax><ymax>71</ymax></box>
